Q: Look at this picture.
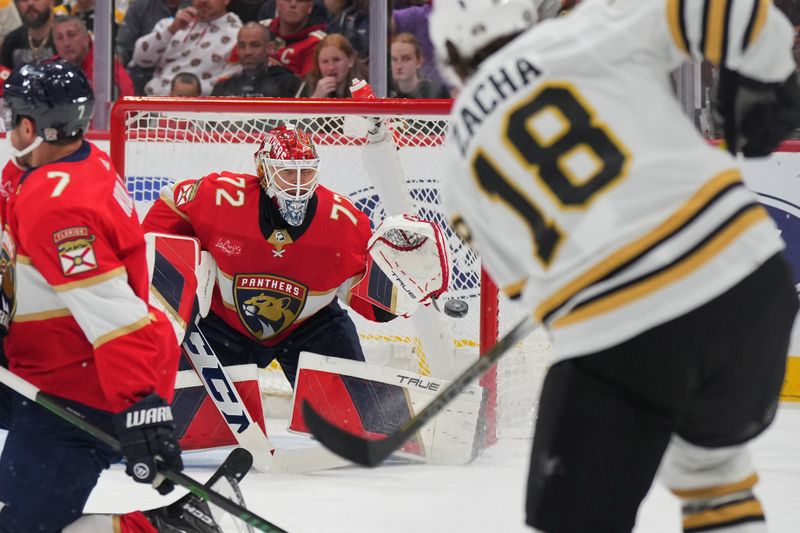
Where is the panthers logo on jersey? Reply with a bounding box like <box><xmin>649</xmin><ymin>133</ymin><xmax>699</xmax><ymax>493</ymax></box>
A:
<box><xmin>233</xmin><ymin>274</ymin><xmax>307</xmax><ymax>340</ymax></box>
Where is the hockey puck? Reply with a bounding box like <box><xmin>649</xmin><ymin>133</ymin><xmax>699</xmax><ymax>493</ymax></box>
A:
<box><xmin>443</xmin><ymin>299</ymin><xmax>469</xmax><ymax>318</ymax></box>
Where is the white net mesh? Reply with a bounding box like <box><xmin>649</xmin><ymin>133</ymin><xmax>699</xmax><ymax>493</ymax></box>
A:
<box><xmin>117</xmin><ymin>100</ymin><xmax>552</xmax><ymax>441</ymax></box>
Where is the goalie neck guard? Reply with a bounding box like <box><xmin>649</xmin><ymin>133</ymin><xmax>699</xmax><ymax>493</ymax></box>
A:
<box><xmin>254</xmin><ymin>124</ymin><xmax>320</xmax><ymax>227</ymax></box>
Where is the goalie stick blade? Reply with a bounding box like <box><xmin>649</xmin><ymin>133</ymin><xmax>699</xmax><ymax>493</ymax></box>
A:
<box><xmin>302</xmin><ymin>316</ymin><xmax>539</xmax><ymax>467</ymax></box>
<box><xmin>301</xmin><ymin>400</ymin><xmax>402</xmax><ymax>467</ymax></box>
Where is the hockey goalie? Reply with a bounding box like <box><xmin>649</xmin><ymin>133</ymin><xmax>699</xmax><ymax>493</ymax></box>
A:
<box><xmin>141</xmin><ymin>124</ymin><xmax>473</xmax><ymax>466</ymax></box>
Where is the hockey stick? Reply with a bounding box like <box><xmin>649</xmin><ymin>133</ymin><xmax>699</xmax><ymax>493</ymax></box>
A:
<box><xmin>0</xmin><ymin>366</ymin><xmax>288</xmax><ymax>533</ymax></box>
<box><xmin>302</xmin><ymin>314</ymin><xmax>537</xmax><ymax>466</ymax></box>
<box><xmin>183</xmin><ymin>318</ymin><xmax>352</xmax><ymax>474</ymax></box>
<box><xmin>182</xmin><ymin>318</ymin><xmax>275</xmax><ymax>472</ymax></box>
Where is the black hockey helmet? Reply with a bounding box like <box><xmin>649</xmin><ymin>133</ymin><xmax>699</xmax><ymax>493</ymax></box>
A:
<box><xmin>2</xmin><ymin>60</ymin><xmax>94</xmax><ymax>142</ymax></box>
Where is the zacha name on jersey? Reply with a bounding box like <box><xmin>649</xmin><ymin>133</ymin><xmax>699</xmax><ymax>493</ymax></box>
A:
<box><xmin>450</xmin><ymin>57</ymin><xmax>542</xmax><ymax>157</ymax></box>
<box><xmin>126</xmin><ymin>406</ymin><xmax>174</xmax><ymax>428</ymax></box>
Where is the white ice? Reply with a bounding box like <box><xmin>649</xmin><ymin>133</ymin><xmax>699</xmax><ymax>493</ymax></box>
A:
<box><xmin>66</xmin><ymin>404</ymin><xmax>800</xmax><ymax>532</ymax></box>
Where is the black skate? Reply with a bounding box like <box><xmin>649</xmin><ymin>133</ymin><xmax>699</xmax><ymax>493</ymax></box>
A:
<box><xmin>146</xmin><ymin>492</ymin><xmax>223</xmax><ymax>533</ymax></box>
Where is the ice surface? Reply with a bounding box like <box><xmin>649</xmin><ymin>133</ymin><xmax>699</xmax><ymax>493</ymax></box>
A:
<box><xmin>5</xmin><ymin>405</ymin><xmax>799</xmax><ymax>532</ymax></box>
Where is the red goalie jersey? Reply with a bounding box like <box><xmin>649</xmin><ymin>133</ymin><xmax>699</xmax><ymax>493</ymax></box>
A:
<box><xmin>143</xmin><ymin>172</ymin><xmax>382</xmax><ymax>346</ymax></box>
<box><xmin>3</xmin><ymin>142</ymin><xmax>181</xmax><ymax>413</ymax></box>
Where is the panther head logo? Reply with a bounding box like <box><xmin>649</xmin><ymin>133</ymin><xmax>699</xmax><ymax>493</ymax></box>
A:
<box><xmin>241</xmin><ymin>293</ymin><xmax>295</xmax><ymax>338</ymax></box>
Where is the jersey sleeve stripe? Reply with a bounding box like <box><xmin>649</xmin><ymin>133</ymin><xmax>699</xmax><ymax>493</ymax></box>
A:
<box><xmin>13</xmin><ymin>308</ymin><xmax>71</xmax><ymax>323</ymax></box>
<box><xmin>701</xmin><ymin>0</ymin><xmax>734</xmax><ymax>65</ymax></box>
<box><xmin>667</xmin><ymin>0</ymin><xmax>692</xmax><ymax>55</ymax></box>
<box><xmin>671</xmin><ymin>473</ymin><xmax>759</xmax><ymax>499</ymax></box>
<box><xmin>93</xmin><ymin>313</ymin><xmax>153</xmax><ymax>349</ymax></box>
<box><xmin>502</xmin><ymin>278</ymin><xmax>527</xmax><ymax>298</ymax></box>
<box><xmin>742</xmin><ymin>0</ymin><xmax>769</xmax><ymax>51</ymax></box>
<box><xmin>535</xmin><ymin>169</ymin><xmax>742</xmax><ymax>323</ymax></box>
<box><xmin>51</xmin><ymin>266</ymin><xmax>127</xmax><ymax>292</ymax></box>
<box><xmin>551</xmin><ymin>204</ymin><xmax>767</xmax><ymax>328</ymax></box>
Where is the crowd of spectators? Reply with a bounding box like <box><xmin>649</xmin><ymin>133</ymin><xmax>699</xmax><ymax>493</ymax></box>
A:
<box><xmin>0</xmin><ymin>1</ymin><xmax>625</xmax><ymax>107</ymax></box>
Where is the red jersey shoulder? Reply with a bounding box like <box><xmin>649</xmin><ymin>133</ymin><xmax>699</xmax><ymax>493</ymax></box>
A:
<box><xmin>313</xmin><ymin>185</ymin><xmax>372</xmax><ymax>243</ymax></box>
<box><xmin>173</xmin><ymin>171</ymin><xmax>260</xmax><ymax>212</ymax></box>
<box><xmin>17</xmin><ymin>143</ymin><xmax>122</xmax><ymax>216</ymax></box>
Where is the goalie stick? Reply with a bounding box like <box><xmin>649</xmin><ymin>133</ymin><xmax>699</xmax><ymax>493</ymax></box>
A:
<box><xmin>183</xmin><ymin>318</ymin><xmax>352</xmax><ymax>474</ymax></box>
<box><xmin>0</xmin><ymin>366</ymin><xmax>288</xmax><ymax>533</ymax></box>
<box><xmin>302</xmin><ymin>314</ymin><xmax>537</xmax><ymax>466</ymax></box>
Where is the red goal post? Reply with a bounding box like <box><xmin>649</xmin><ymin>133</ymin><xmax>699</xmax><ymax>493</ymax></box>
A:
<box><xmin>110</xmin><ymin>96</ymin><xmax>550</xmax><ymax>443</ymax></box>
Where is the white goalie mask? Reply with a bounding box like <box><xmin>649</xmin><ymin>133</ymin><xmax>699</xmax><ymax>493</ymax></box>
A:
<box><xmin>254</xmin><ymin>125</ymin><xmax>320</xmax><ymax>227</ymax></box>
<box><xmin>429</xmin><ymin>0</ymin><xmax>543</xmax><ymax>87</ymax></box>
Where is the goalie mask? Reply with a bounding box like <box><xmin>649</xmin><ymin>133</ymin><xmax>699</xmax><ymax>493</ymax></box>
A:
<box><xmin>254</xmin><ymin>125</ymin><xmax>320</xmax><ymax>227</ymax></box>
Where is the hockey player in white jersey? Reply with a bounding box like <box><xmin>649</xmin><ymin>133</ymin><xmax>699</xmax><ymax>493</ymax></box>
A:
<box><xmin>431</xmin><ymin>0</ymin><xmax>800</xmax><ymax>532</ymax></box>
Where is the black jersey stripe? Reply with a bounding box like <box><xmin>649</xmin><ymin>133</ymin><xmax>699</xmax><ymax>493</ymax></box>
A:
<box><xmin>553</xmin><ymin>202</ymin><xmax>764</xmax><ymax>328</ymax></box>
<box><xmin>535</xmin><ymin>169</ymin><xmax>744</xmax><ymax>324</ymax></box>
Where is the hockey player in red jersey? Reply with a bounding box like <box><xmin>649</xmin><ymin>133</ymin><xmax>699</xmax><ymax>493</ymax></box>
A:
<box><xmin>143</xmin><ymin>124</ymin><xmax>448</xmax><ymax>390</ymax></box>
<box><xmin>0</xmin><ymin>61</ymin><xmax>221</xmax><ymax>533</ymax></box>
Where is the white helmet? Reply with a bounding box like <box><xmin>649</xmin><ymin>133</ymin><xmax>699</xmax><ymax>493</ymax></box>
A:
<box><xmin>429</xmin><ymin>0</ymin><xmax>542</xmax><ymax>85</ymax></box>
<box><xmin>254</xmin><ymin>124</ymin><xmax>320</xmax><ymax>227</ymax></box>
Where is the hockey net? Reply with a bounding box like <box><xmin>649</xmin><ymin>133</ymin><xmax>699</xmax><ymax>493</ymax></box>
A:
<box><xmin>111</xmin><ymin>97</ymin><xmax>552</xmax><ymax>442</ymax></box>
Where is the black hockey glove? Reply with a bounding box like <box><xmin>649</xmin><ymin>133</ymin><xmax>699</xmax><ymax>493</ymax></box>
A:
<box><xmin>113</xmin><ymin>394</ymin><xmax>183</xmax><ymax>495</ymax></box>
<box><xmin>714</xmin><ymin>68</ymin><xmax>800</xmax><ymax>157</ymax></box>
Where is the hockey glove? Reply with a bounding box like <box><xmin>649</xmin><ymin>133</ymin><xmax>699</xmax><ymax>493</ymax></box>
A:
<box><xmin>714</xmin><ymin>68</ymin><xmax>800</xmax><ymax>157</ymax></box>
<box><xmin>113</xmin><ymin>394</ymin><xmax>183</xmax><ymax>495</ymax></box>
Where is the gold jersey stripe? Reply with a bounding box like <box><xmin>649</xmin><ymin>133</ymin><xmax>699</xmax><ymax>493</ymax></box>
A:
<box><xmin>683</xmin><ymin>499</ymin><xmax>764</xmax><ymax>530</ymax></box>
<box><xmin>703</xmin><ymin>0</ymin><xmax>730</xmax><ymax>65</ymax></box>
<box><xmin>93</xmin><ymin>314</ymin><xmax>153</xmax><ymax>349</ymax></box>
<box><xmin>553</xmin><ymin>205</ymin><xmax>766</xmax><ymax>328</ymax></box>
<box><xmin>535</xmin><ymin>169</ymin><xmax>742</xmax><ymax>323</ymax></box>
<box><xmin>13</xmin><ymin>308</ymin><xmax>71</xmax><ymax>323</ymax></box>
<box><xmin>503</xmin><ymin>278</ymin><xmax>527</xmax><ymax>299</ymax></box>
<box><xmin>52</xmin><ymin>267</ymin><xmax>127</xmax><ymax>293</ymax></box>
<box><xmin>672</xmin><ymin>473</ymin><xmax>759</xmax><ymax>499</ymax></box>
<box><xmin>747</xmin><ymin>0</ymin><xmax>769</xmax><ymax>48</ymax></box>
<box><xmin>667</xmin><ymin>0</ymin><xmax>690</xmax><ymax>54</ymax></box>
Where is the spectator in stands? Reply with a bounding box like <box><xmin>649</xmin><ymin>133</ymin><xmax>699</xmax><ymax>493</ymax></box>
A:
<box><xmin>213</xmin><ymin>21</ymin><xmax>301</xmax><ymax>96</ymax></box>
<box><xmin>301</xmin><ymin>32</ymin><xmax>364</xmax><ymax>98</ymax></box>
<box><xmin>228</xmin><ymin>0</ymin><xmax>267</xmax><ymax>22</ymax></box>
<box><xmin>53</xmin><ymin>0</ymin><xmax>95</xmax><ymax>31</ymax></box>
<box><xmin>170</xmin><ymin>71</ymin><xmax>202</xmax><ymax>95</ymax></box>
<box><xmin>52</xmin><ymin>14</ymin><xmax>134</xmax><ymax>98</ymax></box>
<box><xmin>132</xmin><ymin>0</ymin><xmax>242</xmax><ymax>95</ymax></box>
<box><xmin>389</xmin><ymin>32</ymin><xmax>449</xmax><ymax>99</ymax></box>
<box><xmin>390</xmin><ymin>0</ymin><xmax>445</xmax><ymax>87</ymax></box>
<box><xmin>0</xmin><ymin>2</ymin><xmax>22</xmax><ymax>50</ymax></box>
<box><xmin>324</xmin><ymin>0</ymin><xmax>368</xmax><ymax>65</ymax></box>
<box><xmin>258</xmin><ymin>0</ymin><xmax>327</xmax><ymax>21</ymax></box>
<box><xmin>262</xmin><ymin>0</ymin><xmax>327</xmax><ymax>77</ymax></box>
<box><xmin>1</xmin><ymin>0</ymin><xmax>56</xmax><ymax>69</ymax></box>
<box><xmin>116</xmin><ymin>0</ymin><xmax>191</xmax><ymax>95</ymax></box>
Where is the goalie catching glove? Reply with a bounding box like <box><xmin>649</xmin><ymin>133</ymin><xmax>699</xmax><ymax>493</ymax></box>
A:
<box><xmin>352</xmin><ymin>215</ymin><xmax>449</xmax><ymax>317</ymax></box>
<box><xmin>113</xmin><ymin>394</ymin><xmax>183</xmax><ymax>494</ymax></box>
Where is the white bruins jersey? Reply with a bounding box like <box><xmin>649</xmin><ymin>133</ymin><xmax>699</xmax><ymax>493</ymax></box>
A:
<box><xmin>443</xmin><ymin>0</ymin><xmax>796</xmax><ymax>359</ymax></box>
